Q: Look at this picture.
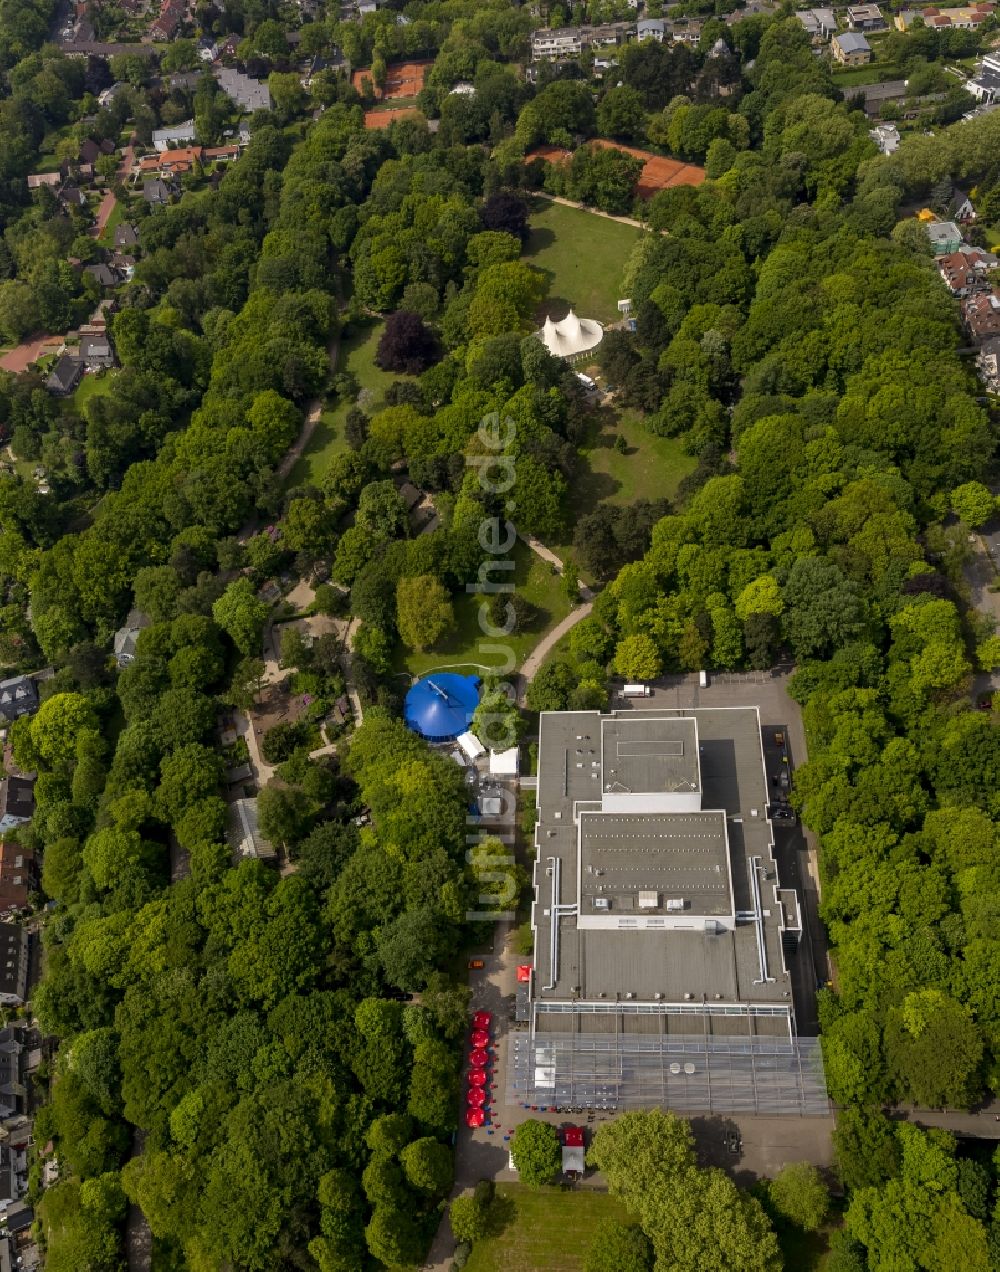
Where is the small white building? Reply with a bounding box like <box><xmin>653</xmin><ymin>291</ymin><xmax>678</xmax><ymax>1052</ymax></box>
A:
<box><xmin>869</xmin><ymin>122</ymin><xmax>900</xmax><ymax>154</ymax></box>
<box><xmin>489</xmin><ymin>747</ymin><xmax>520</xmax><ymax>777</ymax></box>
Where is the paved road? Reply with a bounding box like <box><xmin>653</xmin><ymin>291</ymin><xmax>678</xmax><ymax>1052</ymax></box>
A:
<box><xmin>90</xmin><ymin>190</ymin><xmax>116</xmax><ymax>239</ymax></box>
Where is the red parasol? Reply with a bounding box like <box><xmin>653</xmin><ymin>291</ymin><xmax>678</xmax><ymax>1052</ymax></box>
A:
<box><xmin>469</xmin><ymin>1049</ymin><xmax>488</xmax><ymax>1067</ymax></box>
<box><xmin>516</xmin><ymin>965</ymin><xmax>532</xmax><ymax>983</ymax></box>
<box><xmin>469</xmin><ymin>1069</ymin><xmax>487</xmax><ymax>1087</ymax></box>
<box><xmin>466</xmin><ymin>1108</ymin><xmax>485</xmax><ymax>1128</ymax></box>
<box><xmin>467</xmin><ymin>1087</ymin><xmax>486</xmax><ymax>1107</ymax></box>
<box><xmin>471</xmin><ymin>1029</ymin><xmax>489</xmax><ymax>1048</ymax></box>
<box><xmin>473</xmin><ymin>1010</ymin><xmax>493</xmax><ymax>1027</ymax></box>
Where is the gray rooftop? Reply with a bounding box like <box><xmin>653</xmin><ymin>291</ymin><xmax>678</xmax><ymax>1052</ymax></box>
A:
<box><xmin>600</xmin><ymin>714</ymin><xmax>700</xmax><ymax>799</ymax></box>
<box><xmin>579</xmin><ymin>809</ymin><xmax>732</xmax><ymax>918</ymax></box>
<box><xmin>532</xmin><ymin>707</ymin><xmax>795</xmax><ymax>1012</ymax></box>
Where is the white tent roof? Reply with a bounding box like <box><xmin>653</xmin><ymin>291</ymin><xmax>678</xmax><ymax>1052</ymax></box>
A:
<box><xmin>489</xmin><ymin>746</ymin><xmax>519</xmax><ymax>776</ymax></box>
<box><xmin>457</xmin><ymin>730</ymin><xmax>486</xmax><ymax>760</ymax></box>
<box><xmin>536</xmin><ymin>309</ymin><xmax>604</xmax><ymax>358</ymax></box>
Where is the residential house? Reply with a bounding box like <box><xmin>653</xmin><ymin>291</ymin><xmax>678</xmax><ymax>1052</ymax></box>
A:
<box><xmin>79</xmin><ymin>332</ymin><xmax>117</xmax><ymax>370</ymax></box>
<box><xmin>832</xmin><ymin>31</ymin><xmax>872</xmax><ymax>63</ymax></box>
<box><xmin>949</xmin><ymin>186</ymin><xmax>976</xmax><ymax>222</ymax></box>
<box><xmin>26</xmin><ymin>172</ymin><xmax>62</xmax><ymax>191</ymax></box>
<box><xmin>869</xmin><ymin>121</ymin><xmax>900</xmax><ymax>153</ymax></box>
<box><xmin>198</xmin><ymin>36</ymin><xmax>218</xmax><ymax>61</ymax></box>
<box><xmin>168</xmin><ymin>71</ymin><xmax>204</xmax><ymax>91</ymax></box>
<box><xmin>230</xmin><ymin>798</ymin><xmax>277</xmax><ymax>861</ymax></box>
<box><xmin>588</xmin><ymin>21</ymin><xmax>634</xmax><ymax>47</ymax></box>
<box><xmin>58</xmin><ymin>185</ymin><xmax>87</xmax><ymax>210</ymax></box>
<box><xmin>0</xmin><ymin>1026</ymin><xmax>27</xmax><ymax>1125</ymax></box>
<box><xmin>0</xmin><ymin>843</ymin><xmax>36</xmax><ymax>914</ymax></box>
<box><xmin>531</xmin><ymin>26</ymin><xmax>586</xmax><ymax>58</ymax></box>
<box><xmin>961</xmin><ymin>289</ymin><xmax>1000</xmax><ymax>341</ymax></box>
<box><xmin>299</xmin><ymin>53</ymin><xmax>334</xmax><ymax>89</ymax></box>
<box><xmin>975</xmin><ymin>335</ymin><xmax>1000</xmax><ymax>392</ymax></box>
<box><xmin>143</xmin><ymin>177</ymin><xmax>174</xmax><ymax>206</ymax></box>
<box><xmin>78</xmin><ymin>137</ymin><xmax>114</xmax><ymax>167</ymax></box>
<box><xmin>0</xmin><ymin>925</ymin><xmax>28</xmax><ymax>1006</ymax></box>
<box><xmin>215</xmin><ymin>66</ymin><xmax>273</xmax><ymax>112</ymax></box>
<box><xmin>203</xmin><ymin>144</ymin><xmax>241</xmax><ymax>165</ymax></box>
<box><xmin>796</xmin><ymin>7</ymin><xmax>837</xmax><ymax>42</ymax></box>
<box><xmin>152</xmin><ymin>120</ymin><xmax>197</xmax><ymax>150</ymax></box>
<box><xmin>84</xmin><ymin>262</ymin><xmax>120</xmax><ymax>289</ymax></box>
<box><xmin>109</xmin><ymin>253</ymin><xmax>136</xmax><ymax>283</ymax></box>
<box><xmin>636</xmin><ymin>17</ymin><xmax>666</xmax><ymax>40</ymax></box>
<box><xmin>45</xmin><ymin>354</ymin><xmax>81</xmax><ymax>397</ymax></box>
<box><xmin>846</xmin><ymin>3</ymin><xmax>886</xmax><ymax>28</ymax></box>
<box><xmin>894</xmin><ymin>8</ymin><xmax>920</xmax><ymax>28</ymax></box>
<box><xmin>926</xmin><ymin>219</ymin><xmax>963</xmax><ymax>254</ymax></box>
<box><xmin>113</xmin><ymin>608</ymin><xmax>150</xmax><ymax>668</ymax></box>
<box><xmin>151</xmin><ymin>0</ymin><xmax>185</xmax><ymax>40</ymax></box>
<box><xmin>0</xmin><ymin>780</ymin><xmax>33</xmax><ymax>837</ymax></box>
<box><xmin>0</xmin><ymin>679</ymin><xmax>37</xmax><ymax>724</ymax></box>
<box><xmin>670</xmin><ymin>18</ymin><xmax>704</xmax><ymax>43</ymax></box>
<box><xmin>114</xmin><ymin>222</ymin><xmax>139</xmax><ymax>250</ymax></box>
<box><xmin>97</xmin><ymin>81</ymin><xmax>129</xmax><ymax>107</ymax></box>
<box><xmin>968</xmin><ymin>52</ymin><xmax>1000</xmax><ymax>102</ymax></box>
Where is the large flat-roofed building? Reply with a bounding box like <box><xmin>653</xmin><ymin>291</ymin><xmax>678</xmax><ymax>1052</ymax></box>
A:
<box><xmin>509</xmin><ymin>707</ymin><xmax>828</xmax><ymax>1116</ymax></box>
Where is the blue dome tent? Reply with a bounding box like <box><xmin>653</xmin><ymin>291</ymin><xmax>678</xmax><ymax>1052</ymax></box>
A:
<box><xmin>404</xmin><ymin>674</ymin><xmax>480</xmax><ymax>743</ymax></box>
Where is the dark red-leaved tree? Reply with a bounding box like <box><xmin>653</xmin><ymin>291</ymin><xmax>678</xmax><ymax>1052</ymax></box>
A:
<box><xmin>376</xmin><ymin>310</ymin><xmax>439</xmax><ymax>375</ymax></box>
<box><xmin>480</xmin><ymin>192</ymin><xmax>529</xmax><ymax>240</ymax></box>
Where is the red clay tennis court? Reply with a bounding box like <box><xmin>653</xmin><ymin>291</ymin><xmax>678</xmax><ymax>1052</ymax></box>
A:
<box><xmin>352</xmin><ymin>60</ymin><xmax>431</xmax><ymax>102</ymax></box>
<box><xmin>527</xmin><ymin>142</ymin><xmax>706</xmax><ymax>200</ymax></box>
<box><xmin>363</xmin><ymin>108</ymin><xmax>420</xmax><ymax>130</ymax></box>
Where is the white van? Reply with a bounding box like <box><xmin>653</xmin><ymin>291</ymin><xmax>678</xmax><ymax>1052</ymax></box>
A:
<box><xmin>622</xmin><ymin>684</ymin><xmax>652</xmax><ymax>698</ymax></box>
<box><xmin>699</xmin><ymin>671</ymin><xmax>709</xmax><ymax>689</ymax></box>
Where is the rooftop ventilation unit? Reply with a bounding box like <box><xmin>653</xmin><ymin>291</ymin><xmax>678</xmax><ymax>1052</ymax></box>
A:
<box><xmin>638</xmin><ymin>890</ymin><xmax>659</xmax><ymax>909</ymax></box>
<box><xmin>665</xmin><ymin>898</ymin><xmax>685</xmax><ymax>913</ymax></box>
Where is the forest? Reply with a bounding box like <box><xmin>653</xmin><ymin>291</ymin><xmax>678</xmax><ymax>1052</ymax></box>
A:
<box><xmin>0</xmin><ymin>0</ymin><xmax>997</xmax><ymax>1266</ymax></box>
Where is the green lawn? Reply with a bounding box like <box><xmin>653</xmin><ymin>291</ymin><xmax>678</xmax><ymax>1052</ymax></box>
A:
<box><xmin>396</xmin><ymin>538</ymin><xmax>573</xmax><ymax>679</ymax></box>
<box><xmin>464</xmin><ymin>1184</ymin><xmax>635</xmax><ymax>1272</ymax></box>
<box><xmin>73</xmin><ymin>371</ymin><xmax>117</xmax><ymax>413</ymax></box>
<box><xmin>832</xmin><ymin>63</ymin><xmax>900</xmax><ymax>87</ymax></box>
<box><xmin>573</xmin><ymin>408</ymin><xmax>697</xmax><ymax>511</ymax></box>
<box><xmin>525</xmin><ymin>199</ymin><xmax>642</xmax><ymax>326</ymax></box>
<box><xmin>284</xmin><ymin>320</ymin><xmax>398</xmax><ymax>489</ymax></box>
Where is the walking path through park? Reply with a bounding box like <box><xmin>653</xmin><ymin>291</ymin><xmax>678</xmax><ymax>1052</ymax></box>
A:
<box><xmin>518</xmin><ymin>600</ymin><xmax>594</xmax><ymax>697</ymax></box>
<box><xmin>535</xmin><ymin>191</ymin><xmax>647</xmax><ymax>230</ymax></box>
<box><xmin>516</xmin><ymin>533</ymin><xmax>595</xmax><ymax>700</ymax></box>
<box><xmin>276</xmin><ymin>322</ymin><xmax>342</xmax><ymax>484</ymax></box>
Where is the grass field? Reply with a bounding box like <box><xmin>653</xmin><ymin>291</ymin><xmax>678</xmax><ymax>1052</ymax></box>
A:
<box><xmin>464</xmin><ymin>1185</ymin><xmax>635</xmax><ymax>1272</ymax></box>
<box><xmin>832</xmin><ymin>63</ymin><xmax>900</xmax><ymax>87</ymax></box>
<box><xmin>396</xmin><ymin>538</ymin><xmax>573</xmax><ymax>679</ymax></box>
<box><xmin>525</xmin><ymin>200</ymin><xmax>641</xmax><ymax>325</ymax></box>
<box><xmin>73</xmin><ymin>371</ymin><xmax>117</xmax><ymax>414</ymax></box>
<box><xmin>285</xmin><ymin>321</ymin><xmax>397</xmax><ymax>489</ymax></box>
<box><xmin>574</xmin><ymin>408</ymin><xmax>697</xmax><ymax>510</ymax></box>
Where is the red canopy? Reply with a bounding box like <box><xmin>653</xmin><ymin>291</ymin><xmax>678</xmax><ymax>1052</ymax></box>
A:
<box><xmin>466</xmin><ymin>1087</ymin><xmax>486</xmax><ymax>1107</ymax></box>
<box><xmin>473</xmin><ymin>1010</ymin><xmax>493</xmax><ymax>1027</ymax></box>
<box><xmin>562</xmin><ymin>1126</ymin><xmax>585</xmax><ymax>1147</ymax></box>
<box><xmin>517</xmin><ymin>964</ymin><xmax>532</xmax><ymax>983</ymax></box>
<box><xmin>466</xmin><ymin>1108</ymin><xmax>485</xmax><ymax>1128</ymax></box>
<box><xmin>469</xmin><ymin>1069</ymin><xmax>487</xmax><ymax>1087</ymax></box>
<box><xmin>469</xmin><ymin>1049</ymin><xmax>488</xmax><ymax>1067</ymax></box>
<box><xmin>471</xmin><ymin>1029</ymin><xmax>489</xmax><ymax>1048</ymax></box>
